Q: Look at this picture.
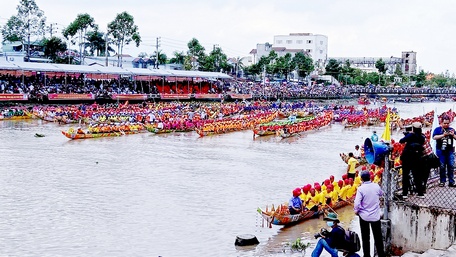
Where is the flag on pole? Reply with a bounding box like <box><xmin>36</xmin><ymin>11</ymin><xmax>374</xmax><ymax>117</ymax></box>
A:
<box><xmin>430</xmin><ymin>109</ymin><xmax>439</xmax><ymax>154</ymax></box>
<box><xmin>381</xmin><ymin>110</ymin><xmax>391</xmax><ymax>142</ymax></box>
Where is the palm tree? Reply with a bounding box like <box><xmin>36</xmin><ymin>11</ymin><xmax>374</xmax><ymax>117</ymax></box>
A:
<box><xmin>85</xmin><ymin>30</ymin><xmax>113</xmax><ymax>56</ymax></box>
<box><xmin>169</xmin><ymin>51</ymin><xmax>185</xmax><ymax>65</ymax></box>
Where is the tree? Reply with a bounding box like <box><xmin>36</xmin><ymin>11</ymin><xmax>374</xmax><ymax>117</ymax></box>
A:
<box><xmin>198</xmin><ymin>46</ymin><xmax>226</xmax><ymax>72</ymax></box>
<box><xmin>414</xmin><ymin>70</ymin><xmax>427</xmax><ymax>87</ymax></box>
<box><xmin>1</xmin><ymin>0</ymin><xmax>46</xmax><ymax>60</ymax></box>
<box><xmin>169</xmin><ymin>51</ymin><xmax>185</xmax><ymax>65</ymax></box>
<box><xmin>63</xmin><ymin>13</ymin><xmax>97</xmax><ymax>65</ymax></box>
<box><xmin>292</xmin><ymin>52</ymin><xmax>314</xmax><ymax>79</ymax></box>
<box><xmin>186</xmin><ymin>38</ymin><xmax>206</xmax><ymax>70</ymax></box>
<box><xmin>153</xmin><ymin>50</ymin><xmax>167</xmax><ymax>68</ymax></box>
<box><xmin>274</xmin><ymin>53</ymin><xmax>293</xmax><ymax>80</ymax></box>
<box><xmin>43</xmin><ymin>36</ymin><xmax>66</xmax><ymax>62</ymax></box>
<box><xmin>325</xmin><ymin>59</ymin><xmax>341</xmax><ymax>79</ymax></box>
<box><xmin>339</xmin><ymin>60</ymin><xmax>356</xmax><ymax>85</ymax></box>
<box><xmin>85</xmin><ymin>30</ymin><xmax>112</xmax><ymax>56</ymax></box>
<box><xmin>108</xmin><ymin>11</ymin><xmax>141</xmax><ymax>67</ymax></box>
<box><xmin>375</xmin><ymin>58</ymin><xmax>386</xmax><ymax>74</ymax></box>
<box><xmin>1</xmin><ymin>16</ymin><xmax>23</xmax><ymax>43</ymax></box>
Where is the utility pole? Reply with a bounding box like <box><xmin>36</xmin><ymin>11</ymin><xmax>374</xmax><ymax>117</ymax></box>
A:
<box><xmin>45</xmin><ymin>23</ymin><xmax>57</xmax><ymax>38</ymax></box>
<box><xmin>155</xmin><ymin>37</ymin><xmax>161</xmax><ymax>69</ymax></box>
<box><xmin>105</xmin><ymin>29</ymin><xmax>109</xmax><ymax>67</ymax></box>
<box><xmin>49</xmin><ymin>23</ymin><xmax>57</xmax><ymax>37</ymax></box>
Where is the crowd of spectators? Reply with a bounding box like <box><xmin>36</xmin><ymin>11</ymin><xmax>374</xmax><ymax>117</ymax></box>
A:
<box><xmin>1</xmin><ymin>73</ymin><xmax>456</xmax><ymax>102</ymax></box>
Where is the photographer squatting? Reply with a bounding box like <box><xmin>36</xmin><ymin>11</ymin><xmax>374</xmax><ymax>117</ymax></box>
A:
<box><xmin>311</xmin><ymin>212</ymin><xmax>360</xmax><ymax>257</ymax></box>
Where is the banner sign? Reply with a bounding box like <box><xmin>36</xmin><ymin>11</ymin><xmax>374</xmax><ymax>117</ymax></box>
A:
<box><xmin>228</xmin><ymin>93</ymin><xmax>252</xmax><ymax>99</ymax></box>
<box><xmin>160</xmin><ymin>94</ymin><xmax>191</xmax><ymax>100</ymax></box>
<box><xmin>111</xmin><ymin>94</ymin><xmax>148</xmax><ymax>100</ymax></box>
<box><xmin>48</xmin><ymin>94</ymin><xmax>95</xmax><ymax>100</ymax></box>
<box><xmin>194</xmin><ymin>94</ymin><xmax>222</xmax><ymax>99</ymax></box>
<box><xmin>0</xmin><ymin>94</ymin><xmax>28</xmax><ymax>101</ymax></box>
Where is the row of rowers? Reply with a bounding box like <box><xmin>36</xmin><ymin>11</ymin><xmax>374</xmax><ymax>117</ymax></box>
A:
<box><xmin>72</xmin><ymin>122</ymin><xmax>146</xmax><ymax>134</ymax></box>
<box><xmin>292</xmin><ymin>166</ymin><xmax>383</xmax><ymax>211</ymax></box>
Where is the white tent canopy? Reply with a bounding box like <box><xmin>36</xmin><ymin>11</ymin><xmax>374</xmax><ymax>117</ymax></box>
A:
<box><xmin>0</xmin><ymin>61</ymin><xmax>232</xmax><ymax>79</ymax></box>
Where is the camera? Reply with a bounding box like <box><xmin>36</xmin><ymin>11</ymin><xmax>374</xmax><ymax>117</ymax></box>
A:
<box><xmin>314</xmin><ymin>228</ymin><xmax>329</xmax><ymax>239</ymax></box>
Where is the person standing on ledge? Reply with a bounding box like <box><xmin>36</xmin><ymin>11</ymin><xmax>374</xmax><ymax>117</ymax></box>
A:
<box><xmin>432</xmin><ymin>116</ymin><xmax>456</xmax><ymax>187</ymax></box>
<box><xmin>354</xmin><ymin>170</ymin><xmax>386</xmax><ymax>257</ymax></box>
<box><xmin>346</xmin><ymin>152</ymin><xmax>359</xmax><ymax>180</ymax></box>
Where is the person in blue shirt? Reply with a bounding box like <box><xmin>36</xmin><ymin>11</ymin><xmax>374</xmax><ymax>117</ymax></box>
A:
<box><xmin>311</xmin><ymin>212</ymin><xmax>348</xmax><ymax>257</ymax></box>
<box><xmin>288</xmin><ymin>188</ymin><xmax>303</xmax><ymax>215</ymax></box>
<box><xmin>432</xmin><ymin>116</ymin><xmax>456</xmax><ymax>187</ymax></box>
<box><xmin>371</xmin><ymin>131</ymin><xmax>378</xmax><ymax>142</ymax></box>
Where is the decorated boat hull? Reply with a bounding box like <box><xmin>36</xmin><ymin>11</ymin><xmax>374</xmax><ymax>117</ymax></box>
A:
<box><xmin>257</xmin><ymin>208</ymin><xmax>320</xmax><ymax>226</ymax></box>
<box><xmin>258</xmin><ymin>197</ymin><xmax>354</xmax><ymax>226</ymax></box>
<box><xmin>61</xmin><ymin>130</ymin><xmax>140</xmax><ymax>140</ymax></box>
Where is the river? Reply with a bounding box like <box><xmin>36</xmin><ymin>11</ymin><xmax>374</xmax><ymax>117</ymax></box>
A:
<box><xmin>0</xmin><ymin>101</ymin><xmax>453</xmax><ymax>257</ymax></box>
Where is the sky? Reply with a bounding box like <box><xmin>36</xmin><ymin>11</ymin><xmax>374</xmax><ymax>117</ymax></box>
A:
<box><xmin>0</xmin><ymin>0</ymin><xmax>455</xmax><ymax>75</ymax></box>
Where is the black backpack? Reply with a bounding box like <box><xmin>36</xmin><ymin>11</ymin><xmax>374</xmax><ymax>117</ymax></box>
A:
<box><xmin>401</xmin><ymin>142</ymin><xmax>424</xmax><ymax>161</ymax></box>
<box><xmin>344</xmin><ymin>230</ymin><xmax>361</xmax><ymax>253</ymax></box>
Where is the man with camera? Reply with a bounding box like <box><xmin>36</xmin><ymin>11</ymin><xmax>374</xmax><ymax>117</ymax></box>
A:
<box><xmin>311</xmin><ymin>212</ymin><xmax>347</xmax><ymax>257</ymax></box>
<box><xmin>432</xmin><ymin>116</ymin><xmax>456</xmax><ymax>187</ymax></box>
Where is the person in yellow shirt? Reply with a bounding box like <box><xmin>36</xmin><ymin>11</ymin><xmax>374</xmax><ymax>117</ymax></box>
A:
<box><xmin>305</xmin><ymin>188</ymin><xmax>320</xmax><ymax>212</ymax></box>
<box><xmin>354</xmin><ymin>171</ymin><xmax>362</xmax><ymax>187</ymax></box>
<box><xmin>321</xmin><ymin>179</ymin><xmax>331</xmax><ymax>192</ymax></box>
<box><xmin>314</xmin><ymin>184</ymin><xmax>325</xmax><ymax>205</ymax></box>
<box><xmin>299</xmin><ymin>185</ymin><xmax>310</xmax><ymax>204</ymax></box>
<box><xmin>374</xmin><ymin>171</ymin><xmax>382</xmax><ymax>184</ymax></box>
<box><xmin>346</xmin><ymin>152</ymin><xmax>359</xmax><ymax>180</ymax></box>
<box><xmin>338</xmin><ymin>179</ymin><xmax>350</xmax><ymax>200</ymax></box>
<box><xmin>346</xmin><ymin>178</ymin><xmax>358</xmax><ymax>199</ymax></box>
<box><xmin>324</xmin><ymin>184</ymin><xmax>338</xmax><ymax>207</ymax></box>
<box><xmin>334</xmin><ymin>180</ymin><xmax>344</xmax><ymax>195</ymax></box>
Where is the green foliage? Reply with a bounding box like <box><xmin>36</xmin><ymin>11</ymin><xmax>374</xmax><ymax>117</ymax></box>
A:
<box><xmin>394</xmin><ymin>64</ymin><xmax>403</xmax><ymax>76</ymax></box>
<box><xmin>154</xmin><ymin>50</ymin><xmax>167</xmax><ymax>66</ymax></box>
<box><xmin>186</xmin><ymin>38</ymin><xmax>207</xmax><ymax>70</ymax></box>
<box><xmin>1</xmin><ymin>0</ymin><xmax>46</xmax><ymax>58</ymax></box>
<box><xmin>108</xmin><ymin>11</ymin><xmax>141</xmax><ymax>67</ymax></box>
<box><xmin>169</xmin><ymin>51</ymin><xmax>185</xmax><ymax>65</ymax></box>
<box><xmin>273</xmin><ymin>53</ymin><xmax>293</xmax><ymax>79</ymax></box>
<box><xmin>43</xmin><ymin>36</ymin><xmax>66</xmax><ymax>61</ymax></box>
<box><xmin>1</xmin><ymin>16</ymin><xmax>23</xmax><ymax>43</ymax></box>
<box><xmin>108</xmin><ymin>12</ymin><xmax>141</xmax><ymax>66</ymax></box>
<box><xmin>414</xmin><ymin>70</ymin><xmax>427</xmax><ymax>87</ymax></box>
<box><xmin>325</xmin><ymin>59</ymin><xmax>341</xmax><ymax>78</ymax></box>
<box><xmin>187</xmin><ymin>38</ymin><xmax>206</xmax><ymax>59</ymax></box>
<box><xmin>375</xmin><ymin>58</ymin><xmax>386</xmax><ymax>73</ymax></box>
<box><xmin>292</xmin><ymin>52</ymin><xmax>314</xmax><ymax>79</ymax></box>
<box><xmin>201</xmin><ymin>46</ymin><xmax>228</xmax><ymax>72</ymax></box>
<box><xmin>85</xmin><ymin>30</ymin><xmax>112</xmax><ymax>56</ymax></box>
<box><xmin>283</xmin><ymin>238</ymin><xmax>310</xmax><ymax>253</ymax></box>
<box><xmin>63</xmin><ymin>13</ymin><xmax>97</xmax><ymax>64</ymax></box>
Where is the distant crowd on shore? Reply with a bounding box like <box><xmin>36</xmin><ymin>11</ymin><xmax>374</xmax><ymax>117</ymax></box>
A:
<box><xmin>1</xmin><ymin>73</ymin><xmax>456</xmax><ymax>102</ymax></box>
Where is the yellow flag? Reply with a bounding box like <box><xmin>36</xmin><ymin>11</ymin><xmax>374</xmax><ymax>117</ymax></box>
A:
<box><xmin>381</xmin><ymin>110</ymin><xmax>391</xmax><ymax>142</ymax></box>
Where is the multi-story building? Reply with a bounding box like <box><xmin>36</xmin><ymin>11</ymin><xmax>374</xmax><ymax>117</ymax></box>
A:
<box><xmin>402</xmin><ymin>51</ymin><xmax>417</xmax><ymax>75</ymax></box>
<box><xmin>250</xmin><ymin>33</ymin><xmax>328</xmax><ymax>67</ymax></box>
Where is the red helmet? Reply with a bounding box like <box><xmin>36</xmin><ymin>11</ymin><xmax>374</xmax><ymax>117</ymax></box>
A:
<box><xmin>338</xmin><ymin>180</ymin><xmax>344</xmax><ymax>187</ymax></box>
<box><xmin>293</xmin><ymin>188</ymin><xmax>301</xmax><ymax>197</ymax></box>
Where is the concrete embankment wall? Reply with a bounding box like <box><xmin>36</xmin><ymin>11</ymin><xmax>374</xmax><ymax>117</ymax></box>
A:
<box><xmin>389</xmin><ymin>202</ymin><xmax>456</xmax><ymax>253</ymax></box>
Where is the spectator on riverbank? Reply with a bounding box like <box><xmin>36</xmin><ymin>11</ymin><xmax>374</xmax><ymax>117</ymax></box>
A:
<box><xmin>354</xmin><ymin>170</ymin><xmax>386</xmax><ymax>257</ymax></box>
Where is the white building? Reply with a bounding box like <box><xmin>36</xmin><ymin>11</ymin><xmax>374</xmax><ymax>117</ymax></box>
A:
<box><xmin>250</xmin><ymin>33</ymin><xmax>328</xmax><ymax>67</ymax></box>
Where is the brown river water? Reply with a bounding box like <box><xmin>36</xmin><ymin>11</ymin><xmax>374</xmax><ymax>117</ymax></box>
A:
<box><xmin>0</xmin><ymin>101</ymin><xmax>453</xmax><ymax>257</ymax></box>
